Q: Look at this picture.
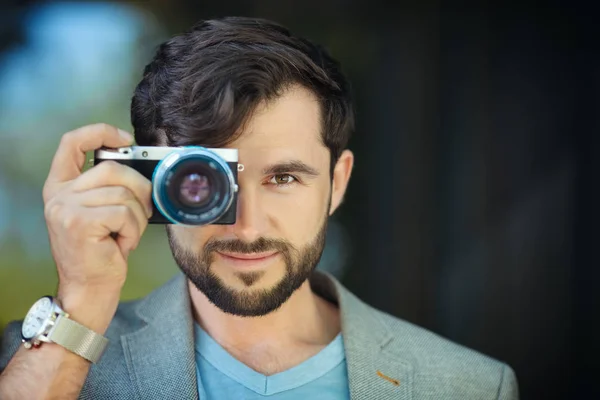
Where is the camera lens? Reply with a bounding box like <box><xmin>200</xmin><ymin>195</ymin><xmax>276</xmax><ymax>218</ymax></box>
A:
<box><xmin>152</xmin><ymin>147</ymin><xmax>236</xmax><ymax>225</ymax></box>
<box><xmin>165</xmin><ymin>160</ymin><xmax>223</xmax><ymax>213</ymax></box>
<box><xmin>178</xmin><ymin>173</ymin><xmax>211</xmax><ymax>206</ymax></box>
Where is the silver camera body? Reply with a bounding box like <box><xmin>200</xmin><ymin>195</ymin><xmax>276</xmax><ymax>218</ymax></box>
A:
<box><xmin>94</xmin><ymin>146</ymin><xmax>239</xmax><ymax>226</ymax></box>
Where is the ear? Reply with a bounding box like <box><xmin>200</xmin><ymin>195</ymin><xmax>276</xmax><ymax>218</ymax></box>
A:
<box><xmin>329</xmin><ymin>149</ymin><xmax>354</xmax><ymax>215</ymax></box>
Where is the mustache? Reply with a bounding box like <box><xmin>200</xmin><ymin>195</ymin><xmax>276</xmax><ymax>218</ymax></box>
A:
<box><xmin>204</xmin><ymin>237</ymin><xmax>294</xmax><ymax>254</ymax></box>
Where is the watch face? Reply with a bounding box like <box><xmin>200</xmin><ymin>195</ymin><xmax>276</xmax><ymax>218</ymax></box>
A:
<box><xmin>22</xmin><ymin>297</ymin><xmax>53</xmax><ymax>340</ymax></box>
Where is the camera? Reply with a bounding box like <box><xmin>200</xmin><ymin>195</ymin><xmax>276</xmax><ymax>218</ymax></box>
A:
<box><xmin>94</xmin><ymin>146</ymin><xmax>239</xmax><ymax>226</ymax></box>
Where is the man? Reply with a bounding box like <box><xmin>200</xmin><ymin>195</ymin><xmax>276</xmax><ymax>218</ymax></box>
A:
<box><xmin>0</xmin><ymin>17</ymin><xmax>518</xmax><ymax>399</ymax></box>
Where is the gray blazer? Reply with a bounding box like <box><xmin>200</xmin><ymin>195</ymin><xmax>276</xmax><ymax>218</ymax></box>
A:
<box><xmin>0</xmin><ymin>272</ymin><xmax>518</xmax><ymax>399</ymax></box>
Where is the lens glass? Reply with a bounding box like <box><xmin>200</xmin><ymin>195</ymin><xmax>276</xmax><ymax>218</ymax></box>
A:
<box><xmin>167</xmin><ymin>160</ymin><xmax>221</xmax><ymax>212</ymax></box>
<box><xmin>178</xmin><ymin>172</ymin><xmax>211</xmax><ymax>207</ymax></box>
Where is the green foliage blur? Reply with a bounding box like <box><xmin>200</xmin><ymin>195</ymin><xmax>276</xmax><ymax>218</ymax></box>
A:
<box><xmin>0</xmin><ymin>2</ymin><xmax>178</xmax><ymax>333</ymax></box>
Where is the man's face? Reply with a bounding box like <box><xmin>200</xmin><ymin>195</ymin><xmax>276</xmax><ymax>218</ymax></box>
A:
<box><xmin>166</xmin><ymin>85</ymin><xmax>334</xmax><ymax>317</ymax></box>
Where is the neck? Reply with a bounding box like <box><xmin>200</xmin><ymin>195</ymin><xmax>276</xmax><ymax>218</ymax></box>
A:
<box><xmin>188</xmin><ymin>278</ymin><xmax>340</xmax><ymax>351</ymax></box>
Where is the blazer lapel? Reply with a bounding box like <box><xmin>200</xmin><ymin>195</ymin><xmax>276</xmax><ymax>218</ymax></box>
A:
<box><xmin>118</xmin><ymin>270</ymin><xmax>412</xmax><ymax>400</ymax></box>
<box><xmin>121</xmin><ymin>273</ymin><xmax>199</xmax><ymax>400</ymax></box>
<box><xmin>311</xmin><ymin>272</ymin><xmax>414</xmax><ymax>400</ymax></box>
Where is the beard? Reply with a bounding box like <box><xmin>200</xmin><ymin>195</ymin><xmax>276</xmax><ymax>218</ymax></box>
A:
<box><xmin>166</xmin><ymin>215</ymin><xmax>328</xmax><ymax>317</ymax></box>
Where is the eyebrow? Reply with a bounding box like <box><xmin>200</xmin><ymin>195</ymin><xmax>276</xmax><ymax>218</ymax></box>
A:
<box><xmin>262</xmin><ymin>160</ymin><xmax>320</xmax><ymax>177</ymax></box>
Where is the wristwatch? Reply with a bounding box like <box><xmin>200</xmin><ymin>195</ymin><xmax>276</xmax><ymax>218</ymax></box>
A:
<box><xmin>21</xmin><ymin>296</ymin><xmax>109</xmax><ymax>364</ymax></box>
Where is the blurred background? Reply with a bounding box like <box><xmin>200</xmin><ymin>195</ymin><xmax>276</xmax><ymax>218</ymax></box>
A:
<box><xmin>0</xmin><ymin>1</ymin><xmax>597</xmax><ymax>399</ymax></box>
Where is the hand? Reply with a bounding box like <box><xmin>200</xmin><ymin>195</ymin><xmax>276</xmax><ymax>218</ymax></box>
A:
<box><xmin>42</xmin><ymin>123</ymin><xmax>153</xmax><ymax>308</ymax></box>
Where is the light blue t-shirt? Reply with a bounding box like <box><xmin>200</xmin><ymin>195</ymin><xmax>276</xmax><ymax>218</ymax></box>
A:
<box><xmin>194</xmin><ymin>323</ymin><xmax>350</xmax><ymax>399</ymax></box>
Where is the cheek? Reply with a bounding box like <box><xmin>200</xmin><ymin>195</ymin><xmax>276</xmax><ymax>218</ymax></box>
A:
<box><xmin>265</xmin><ymin>185</ymin><xmax>329</xmax><ymax>243</ymax></box>
<box><xmin>169</xmin><ymin>225</ymin><xmax>218</xmax><ymax>251</ymax></box>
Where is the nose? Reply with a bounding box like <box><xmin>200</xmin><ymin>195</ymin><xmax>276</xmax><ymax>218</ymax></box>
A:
<box><xmin>224</xmin><ymin>186</ymin><xmax>267</xmax><ymax>243</ymax></box>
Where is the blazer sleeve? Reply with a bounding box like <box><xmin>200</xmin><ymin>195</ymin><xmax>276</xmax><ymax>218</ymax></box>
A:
<box><xmin>0</xmin><ymin>321</ymin><xmax>24</xmax><ymax>375</ymax></box>
<box><xmin>497</xmin><ymin>363</ymin><xmax>519</xmax><ymax>400</ymax></box>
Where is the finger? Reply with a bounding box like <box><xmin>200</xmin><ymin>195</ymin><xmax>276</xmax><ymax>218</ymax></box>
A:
<box><xmin>87</xmin><ymin>205</ymin><xmax>142</xmax><ymax>256</ymax></box>
<box><xmin>46</xmin><ymin>123</ymin><xmax>134</xmax><ymax>186</ymax></box>
<box><xmin>74</xmin><ymin>186</ymin><xmax>150</xmax><ymax>231</ymax></box>
<box><xmin>71</xmin><ymin>161</ymin><xmax>153</xmax><ymax>217</ymax></box>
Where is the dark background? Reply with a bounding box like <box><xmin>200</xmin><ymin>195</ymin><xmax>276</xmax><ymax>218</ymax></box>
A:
<box><xmin>1</xmin><ymin>1</ymin><xmax>597</xmax><ymax>399</ymax></box>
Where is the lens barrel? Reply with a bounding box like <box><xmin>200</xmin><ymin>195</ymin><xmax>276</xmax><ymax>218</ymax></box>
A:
<box><xmin>152</xmin><ymin>147</ymin><xmax>236</xmax><ymax>225</ymax></box>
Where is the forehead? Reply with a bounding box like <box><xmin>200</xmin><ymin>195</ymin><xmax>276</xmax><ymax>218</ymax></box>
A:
<box><xmin>227</xmin><ymin>85</ymin><xmax>329</xmax><ymax>166</ymax></box>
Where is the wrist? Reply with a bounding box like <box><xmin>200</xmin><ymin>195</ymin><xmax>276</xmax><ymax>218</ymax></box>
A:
<box><xmin>56</xmin><ymin>286</ymin><xmax>121</xmax><ymax>334</ymax></box>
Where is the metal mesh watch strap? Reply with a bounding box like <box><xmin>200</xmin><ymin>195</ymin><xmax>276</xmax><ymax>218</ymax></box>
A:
<box><xmin>48</xmin><ymin>314</ymin><xmax>109</xmax><ymax>364</ymax></box>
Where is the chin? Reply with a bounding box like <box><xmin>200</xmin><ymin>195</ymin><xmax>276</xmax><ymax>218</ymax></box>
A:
<box><xmin>219</xmin><ymin>266</ymin><xmax>284</xmax><ymax>290</ymax></box>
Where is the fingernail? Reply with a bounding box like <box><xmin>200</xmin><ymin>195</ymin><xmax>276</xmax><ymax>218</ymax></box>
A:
<box><xmin>118</xmin><ymin>129</ymin><xmax>134</xmax><ymax>142</ymax></box>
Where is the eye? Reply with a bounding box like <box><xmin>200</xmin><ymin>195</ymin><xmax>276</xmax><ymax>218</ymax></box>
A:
<box><xmin>268</xmin><ymin>174</ymin><xmax>297</xmax><ymax>186</ymax></box>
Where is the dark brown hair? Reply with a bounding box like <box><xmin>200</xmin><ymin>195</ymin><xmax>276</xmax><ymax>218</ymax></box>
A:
<box><xmin>131</xmin><ymin>16</ymin><xmax>354</xmax><ymax>174</ymax></box>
